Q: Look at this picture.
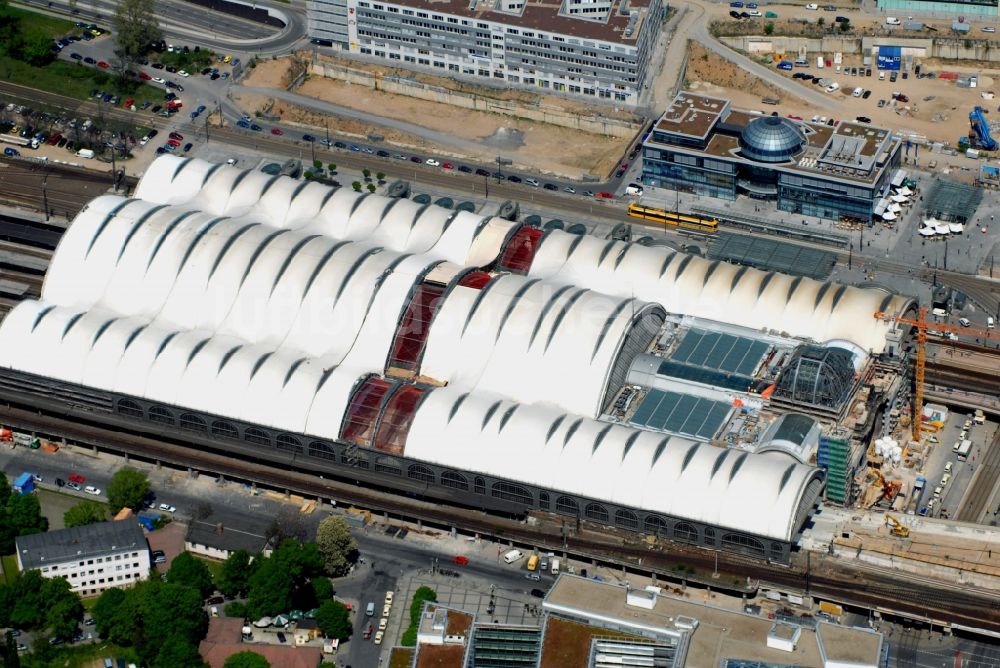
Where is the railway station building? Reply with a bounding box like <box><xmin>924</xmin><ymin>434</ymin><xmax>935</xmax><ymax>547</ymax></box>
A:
<box><xmin>640</xmin><ymin>92</ymin><xmax>903</xmax><ymax>224</ymax></box>
<box><xmin>0</xmin><ymin>157</ymin><xmax>912</xmax><ymax>563</ymax></box>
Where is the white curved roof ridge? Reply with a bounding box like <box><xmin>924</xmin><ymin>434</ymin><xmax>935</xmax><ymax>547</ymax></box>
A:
<box><xmin>404</xmin><ymin>387</ymin><xmax>822</xmax><ymax>542</ymax></box>
<box><xmin>419</xmin><ymin>274</ymin><xmax>662</xmax><ymax>417</ymax></box>
<box><xmin>132</xmin><ymin>157</ymin><xmax>515</xmax><ymax>266</ymax></box>
<box><xmin>528</xmin><ymin>229</ymin><xmax>908</xmax><ymax>353</ymax></box>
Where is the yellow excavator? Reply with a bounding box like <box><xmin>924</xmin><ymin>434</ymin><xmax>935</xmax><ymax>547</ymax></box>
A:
<box><xmin>885</xmin><ymin>514</ymin><xmax>910</xmax><ymax>538</ymax></box>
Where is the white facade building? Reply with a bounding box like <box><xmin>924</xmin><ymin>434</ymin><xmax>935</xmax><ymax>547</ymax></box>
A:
<box><xmin>15</xmin><ymin>520</ymin><xmax>150</xmax><ymax>596</ymax></box>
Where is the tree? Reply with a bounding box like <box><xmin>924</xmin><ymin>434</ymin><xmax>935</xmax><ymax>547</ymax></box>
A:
<box><xmin>13</xmin><ymin>26</ymin><xmax>52</xmax><ymax>66</ymax></box>
<box><xmin>351</xmin><ymin>181</ymin><xmax>362</xmax><ymax>191</ymax></box>
<box><xmin>315</xmin><ymin>600</ymin><xmax>350</xmax><ymax>641</ymax></box>
<box><xmin>246</xmin><ymin>540</ymin><xmax>323</xmax><ymax>619</ymax></box>
<box><xmin>310</xmin><ymin>577</ymin><xmax>333</xmax><ymax>602</ymax></box>
<box><xmin>367</xmin><ymin>183</ymin><xmax>377</xmax><ymax>193</ymax></box>
<box><xmin>312</xmin><ymin>159</ymin><xmax>322</xmax><ymax>170</ymax></box>
<box><xmin>42</xmin><ymin>577</ymin><xmax>84</xmax><ymax>639</ymax></box>
<box><xmin>362</xmin><ymin>168</ymin><xmax>371</xmax><ymax>179</ymax></box>
<box><xmin>327</xmin><ymin>163</ymin><xmax>336</xmax><ymax>173</ymax></box>
<box><xmin>376</xmin><ymin>171</ymin><xmax>385</xmax><ymax>181</ymax></box>
<box><xmin>167</xmin><ymin>552</ymin><xmax>215</xmax><ymax>598</ymax></box>
<box><xmin>223</xmin><ymin>601</ymin><xmax>246</xmax><ymax>618</ymax></box>
<box><xmin>113</xmin><ymin>0</ymin><xmax>161</xmax><ymax>69</ymax></box>
<box><xmin>0</xmin><ymin>629</ymin><xmax>20</xmax><ymax>668</ymax></box>
<box><xmin>763</xmin><ymin>22</ymin><xmax>774</xmax><ymax>35</ymax></box>
<box><xmin>0</xmin><ymin>492</ymin><xmax>47</xmax><ymax>553</ymax></box>
<box><xmin>223</xmin><ymin>651</ymin><xmax>271</xmax><ymax>668</ymax></box>
<box><xmin>0</xmin><ymin>472</ymin><xmax>9</xmax><ymax>507</ymax></box>
<box><xmin>315</xmin><ymin>517</ymin><xmax>356</xmax><ymax>576</ymax></box>
<box><xmin>216</xmin><ymin>549</ymin><xmax>254</xmax><ymax>598</ymax></box>
<box><xmin>817</xmin><ymin>16</ymin><xmax>825</xmax><ymax>26</ymax></box>
<box><xmin>64</xmin><ymin>501</ymin><xmax>107</xmax><ymax>528</ymax></box>
<box><xmin>839</xmin><ymin>19</ymin><xmax>850</xmax><ymax>31</ymax></box>
<box><xmin>106</xmin><ymin>468</ymin><xmax>150</xmax><ymax>513</ymax></box>
<box><xmin>153</xmin><ymin>637</ymin><xmax>207</xmax><ymax>668</ymax></box>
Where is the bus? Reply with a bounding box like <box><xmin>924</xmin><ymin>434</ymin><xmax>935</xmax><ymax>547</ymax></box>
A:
<box><xmin>626</xmin><ymin>204</ymin><xmax>719</xmax><ymax>234</ymax></box>
<box><xmin>527</xmin><ymin>554</ymin><xmax>539</xmax><ymax>571</ymax></box>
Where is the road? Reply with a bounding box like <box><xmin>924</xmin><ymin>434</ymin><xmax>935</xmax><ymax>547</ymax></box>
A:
<box><xmin>955</xmin><ymin>428</ymin><xmax>1000</xmax><ymax>523</ymax></box>
<box><xmin>14</xmin><ymin>0</ymin><xmax>308</xmax><ymax>55</ymax></box>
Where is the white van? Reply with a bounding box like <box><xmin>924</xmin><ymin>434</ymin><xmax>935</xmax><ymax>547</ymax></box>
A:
<box><xmin>933</xmin><ymin>486</ymin><xmax>943</xmax><ymax>498</ymax></box>
<box><xmin>550</xmin><ymin>558</ymin><xmax>561</xmax><ymax>575</ymax></box>
<box><xmin>989</xmin><ymin>316</ymin><xmax>995</xmax><ymax>329</ymax></box>
<box><xmin>366</xmin><ymin>601</ymin><xmax>375</xmax><ymax>617</ymax></box>
<box><xmin>625</xmin><ymin>183</ymin><xmax>644</xmax><ymax>196</ymax></box>
<box><xmin>959</xmin><ymin>317</ymin><xmax>971</xmax><ymax>327</ymax></box>
<box><xmin>825</xmin><ymin>82</ymin><xmax>840</xmax><ymax>93</ymax></box>
<box><xmin>852</xmin><ymin>87</ymin><xmax>864</xmax><ymax>97</ymax></box>
<box><xmin>941</xmin><ymin>473</ymin><xmax>951</xmax><ymax>486</ymax></box>
<box><xmin>76</xmin><ymin>148</ymin><xmax>95</xmax><ymax>159</ymax></box>
<box><xmin>886</xmin><ymin>16</ymin><xmax>901</xmax><ymax>25</ymax></box>
<box><xmin>879</xmin><ymin>71</ymin><xmax>886</xmax><ymax>81</ymax></box>
<box><xmin>503</xmin><ymin>549</ymin><xmax>524</xmax><ymax>564</ymax></box>
<box><xmin>944</xmin><ymin>462</ymin><xmax>953</xmax><ymax>473</ymax></box>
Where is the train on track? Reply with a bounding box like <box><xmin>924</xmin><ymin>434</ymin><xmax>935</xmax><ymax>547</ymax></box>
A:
<box><xmin>626</xmin><ymin>204</ymin><xmax>719</xmax><ymax>234</ymax></box>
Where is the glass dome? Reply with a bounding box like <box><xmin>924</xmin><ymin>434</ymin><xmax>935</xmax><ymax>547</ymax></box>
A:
<box><xmin>738</xmin><ymin>116</ymin><xmax>806</xmax><ymax>163</ymax></box>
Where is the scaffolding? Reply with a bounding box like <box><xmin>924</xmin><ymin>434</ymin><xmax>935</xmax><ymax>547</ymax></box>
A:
<box><xmin>818</xmin><ymin>435</ymin><xmax>851</xmax><ymax>505</ymax></box>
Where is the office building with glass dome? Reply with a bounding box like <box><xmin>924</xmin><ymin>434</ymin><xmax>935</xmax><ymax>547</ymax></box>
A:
<box><xmin>640</xmin><ymin>93</ymin><xmax>903</xmax><ymax>224</ymax></box>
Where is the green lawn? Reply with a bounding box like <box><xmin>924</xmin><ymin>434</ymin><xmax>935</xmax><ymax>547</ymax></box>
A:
<box><xmin>21</xmin><ymin>641</ymin><xmax>141</xmax><ymax>668</ymax></box>
<box><xmin>195</xmin><ymin>555</ymin><xmax>224</xmax><ymax>582</ymax></box>
<box><xmin>1</xmin><ymin>5</ymin><xmax>77</xmax><ymax>38</ymax></box>
<box><xmin>0</xmin><ymin>553</ymin><xmax>18</xmax><ymax>585</ymax></box>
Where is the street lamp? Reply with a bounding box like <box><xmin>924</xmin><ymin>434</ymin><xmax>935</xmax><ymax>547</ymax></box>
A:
<box><xmin>497</xmin><ymin>156</ymin><xmax>511</xmax><ymax>183</ymax></box>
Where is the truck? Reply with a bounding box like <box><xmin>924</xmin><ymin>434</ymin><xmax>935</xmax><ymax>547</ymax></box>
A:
<box><xmin>11</xmin><ymin>432</ymin><xmax>40</xmax><ymax>448</ymax></box>
<box><xmin>527</xmin><ymin>554</ymin><xmax>539</xmax><ymax>571</ymax></box>
<box><xmin>550</xmin><ymin>558</ymin><xmax>560</xmax><ymax>575</ymax></box>
<box><xmin>974</xmin><ymin>409</ymin><xmax>986</xmax><ymax>425</ymax></box>
<box><xmin>76</xmin><ymin>148</ymin><xmax>95</xmax><ymax>159</ymax></box>
<box><xmin>956</xmin><ymin>439</ymin><xmax>973</xmax><ymax>461</ymax></box>
<box><xmin>0</xmin><ymin>133</ymin><xmax>39</xmax><ymax>149</ymax></box>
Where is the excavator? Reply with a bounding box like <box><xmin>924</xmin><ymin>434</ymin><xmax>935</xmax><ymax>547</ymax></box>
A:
<box><xmin>885</xmin><ymin>514</ymin><xmax>910</xmax><ymax>538</ymax></box>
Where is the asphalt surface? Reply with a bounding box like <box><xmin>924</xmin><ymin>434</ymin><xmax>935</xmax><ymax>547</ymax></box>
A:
<box><xmin>14</xmin><ymin>0</ymin><xmax>307</xmax><ymax>55</ymax></box>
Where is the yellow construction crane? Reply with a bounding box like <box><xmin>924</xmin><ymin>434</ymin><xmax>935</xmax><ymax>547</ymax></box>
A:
<box><xmin>875</xmin><ymin>307</ymin><xmax>1000</xmax><ymax>441</ymax></box>
<box><xmin>885</xmin><ymin>514</ymin><xmax>910</xmax><ymax>538</ymax></box>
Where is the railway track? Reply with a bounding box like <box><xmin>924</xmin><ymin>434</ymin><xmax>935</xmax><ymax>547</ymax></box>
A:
<box><xmin>1</xmin><ymin>400</ymin><xmax>998</xmax><ymax>631</ymax></box>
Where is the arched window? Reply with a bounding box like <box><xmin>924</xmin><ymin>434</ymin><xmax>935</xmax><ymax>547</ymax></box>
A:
<box><xmin>643</xmin><ymin>515</ymin><xmax>668</xmax><ymax>536</ymax></box>
<box><xmin>722</xmin><ymin>533</ymin><xmax>765</xmax><ymax>559</ymax></box>
<box><xmin>615</xmin><ymin>509</ymin><xmax>639</xmax><ymax>530</ymax></box>
<box><xmin>474</xmin><ymin>477</ymin><xmax>486</xmax><ymax>495</ymax></box>
<box><xmin>491</xmin><ymin>482</ymin><xmax>532</xmax><ymax>506</ymax></box>
<box><xmin>770</xmin><ymin>542</ymin><xmax>785</xmax><ymax>562</ymax></box>
<box><xmin>244</xmin><ymin>427</ymin><xmax>271</xmax><ymax>446</ymax></box>
<box><xmin>555</xmin><ymin>496</ymin><xmax>579</xmax><ymax>516</ymax></box>
<box><xmin>584</xmin><ymin>503</ymin><xmax>609</xmax><ymax>523</ymax></box>
<box><xmin>539</xmin><ymin>492</ymin><xmax>550</xmax><ymax>510</ymax></box>
<box><xmin>117</xmin><ymin>399</ymin><xmax>144</xmax><ymax>418</ymax></box>
<box><xmin>440</xmin><ymin>470</ymin><xmax>468</xmax><ymax>490</ymax></box>
<box><xmin>148</xmin><ymin>405</ymin><xmax>175</xmax><ymax>425</ymax></box>
<box><xmin>276</xmin><ymin>434</ymin><xmax>303</xmax><ymax>453</ymax></box>
<box><xmin>375</xmin><ymin>456</ymin><xmax>402</xmax><ymax>475</ymax></box>
<box><xmin>211</xmin><ymin>420</ymin><xmax>239</xmax><ymax>440</ymax></box>
<box><xmin>407</xmin><ymin>464</ymin><xmax>435</xmax><ymax>483</ymax></box>
<box><xmin>673</xmin><ymin>522</ymin><xmax>699</xmax><ymax>544</ymax></box>
<box><xmin>704</xmin><ymin>527</ymin><xmax>717</xmax><ymax>546</ymax></box>
<box><xmin>309</xmin><ymin>441</ymin><xmax>337</xmax><ymax>461</ymax></box>
<box><xmin>178</xmin><ymin>413</ymin><xmax>207</xmax><ymax>433</ymax></box>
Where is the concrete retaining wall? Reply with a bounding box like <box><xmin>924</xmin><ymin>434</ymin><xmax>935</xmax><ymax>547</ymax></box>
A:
<box><xmin>723</xmin><ymin>33</ymin><xmax>1000</xmax><ymax>61</ymax></box>
<box><xmin>307</xmin><ymin>59</ymin><xmax>642</xmax><ymax>138</ymax></box>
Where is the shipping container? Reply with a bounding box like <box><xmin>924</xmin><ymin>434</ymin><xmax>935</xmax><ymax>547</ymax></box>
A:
<box><xmin>818</xmin><ymin>601</ymin><xmax>843</xmax><ymax>616</ymax></box>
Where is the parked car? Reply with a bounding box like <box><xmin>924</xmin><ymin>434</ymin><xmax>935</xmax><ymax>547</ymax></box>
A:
<box><xmin>70</xmin><ymin>52</ymin><xmax>82</xmax><ymax>60</ymax></box>
<box><xmin>270</xmin><ymin>127</ymin><xmax>283</xmax><ymax>136</ymax></box>
<box><xmin>158</xmin><ymin>503</ymin><xmax>177</xmax><ymax>512</ymax></box>
<box><xmin>68</xmin><ymin>473</ymin><xmax>85</xmax><ymax>484</ymax></box>
<box><xmin>84</xmin><ymin>486</ymin><xmax>101</xmax><ymax>495</ymax></box>
<box><xmin>152</xmin><ymin>550</ymin><xmax>166</xmax><ymax>564</ymax></box>
<box><xmin>97</xmin><ymin>60</ymin><xmax>109</xmax><ymax>68</ymax></box>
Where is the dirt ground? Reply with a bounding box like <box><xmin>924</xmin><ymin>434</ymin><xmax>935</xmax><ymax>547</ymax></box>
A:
<box><xmin>238</xmin><ymin>57</ymin><xmax>630</xmax><ymax>178</ymax></box>
<box><xmin>686</xmin><ymin>41</ymin><xmax>785</xmax><ymax>102</ymax></box>
<box><xmin>683</xmin><ymin>33</ymin><xmax>998</xmax><ymax>147</ymax></box>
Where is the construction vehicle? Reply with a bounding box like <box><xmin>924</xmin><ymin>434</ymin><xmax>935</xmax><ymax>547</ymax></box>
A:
<box><xmin>874</xmin><ymin>307</ymin><xmax>1000</xmax><ymax>440</ymax></box>
<box><xmin>885</xmin><ymin>514</ymin><xmax>910</xmax><ymax>538</ymax></box>
<box><xmin>876</xmin><ymin>471</ymin><xmax>902</xmax><ymax>501</ymax></box>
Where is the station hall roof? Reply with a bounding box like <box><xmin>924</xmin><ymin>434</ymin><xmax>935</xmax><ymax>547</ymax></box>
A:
<box><xmin>0</xmin><ymin>156</ymin><xmax>903</xmax><ymax>541</ymax></box>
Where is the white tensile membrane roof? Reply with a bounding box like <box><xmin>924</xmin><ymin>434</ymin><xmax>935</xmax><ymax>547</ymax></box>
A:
<box><xmin>0</xmin><ymin>156</ymin><xmax>860</xmax><ymax>541</ymax></box>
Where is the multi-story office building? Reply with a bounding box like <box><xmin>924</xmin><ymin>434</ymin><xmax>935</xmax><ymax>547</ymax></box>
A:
<box><xmin>307</xmin><ymin>0</ymin><xmax>664</xmax><ymax>103</ymax></box>
<box><xmin>15</xmin><ymin>520</ymin><xmax>150</xmax><ymax>596</ymax></box>
<box><xmin>641</xmin><ymin>92</ymin><xmax>903</xmax><ymax>224</ymax></box>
